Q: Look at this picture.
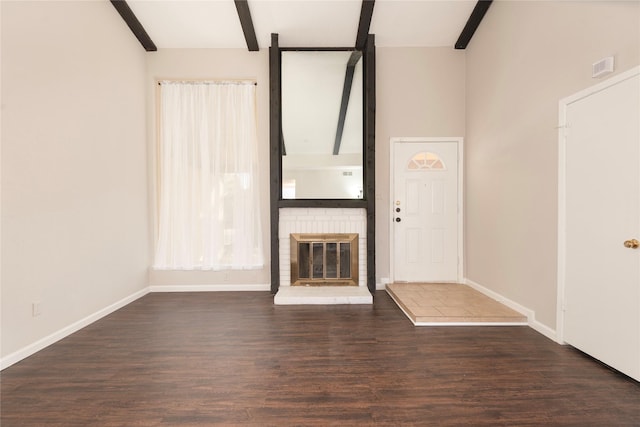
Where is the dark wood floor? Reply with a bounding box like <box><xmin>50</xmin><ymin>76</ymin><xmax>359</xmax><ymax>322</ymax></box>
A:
<box><xmin>2</xmin><ymin>292</ymin><xmax>639</xmax><ymax>426</ymax></box>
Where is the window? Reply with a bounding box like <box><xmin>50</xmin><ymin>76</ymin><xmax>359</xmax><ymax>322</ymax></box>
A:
<box><xmin>407</xmin><ymin>152</ymin><xmax>445</xmax><ymax>170</ymax></box>
<box><xmin>153</xmin><ymin>81</ymin><xmax>263</xmax><ymax>270</ymax></box>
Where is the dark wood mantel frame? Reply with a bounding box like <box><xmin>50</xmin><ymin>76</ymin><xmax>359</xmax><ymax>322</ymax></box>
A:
<box><xmin>269</xmin><ymin>34</ymin><xmax>376</xmax><ymax>294</ymax></box>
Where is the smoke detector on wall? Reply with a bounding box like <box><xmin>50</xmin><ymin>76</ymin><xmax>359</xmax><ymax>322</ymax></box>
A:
<box><xmin>592</xmin><ymin>56</ymin><xmax>614</xmax><ymax>78</ymax></box>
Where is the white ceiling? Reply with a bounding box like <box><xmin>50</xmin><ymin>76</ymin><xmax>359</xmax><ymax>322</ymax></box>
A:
<box><xmin>127</xmin><ymin>0</ymin><xmax>478</xmax><ymax>49</ymax></box>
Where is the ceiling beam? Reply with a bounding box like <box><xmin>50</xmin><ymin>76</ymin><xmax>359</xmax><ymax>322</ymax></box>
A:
<box><xmin>342</xmin><ymin>0</ymin><xmax>374</xmax><ymax>154</ymax></box>
<box><xmin>355</xmin><ymin>0</ymin><xmax>375</xmax><ymax>50</ymax></box>
<box><xmin>455</xmin><ymin>0</ymin><xmax>492</xmax><ymax>50</ymax></box>
<box><xmin>110</xmin><ymin>0</ymin><xmax>157</xmax><ymax>52</ymax></box>
<box><xmin>333</xmin><ymin>51</ymin><xmax>363</xmax><ymax>156</ymax></box>
<box><xmin>234</xmin><ymin>0</ymin><xmax>259</xmax><ymax>52</ymax></box>
<box><xmin>281</xmin><ymin>128</ymin><xmax>286</xmax><ymax>156</ymax></box>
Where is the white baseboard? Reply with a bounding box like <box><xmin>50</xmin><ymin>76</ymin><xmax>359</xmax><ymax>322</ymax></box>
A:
<box><xmin>376</xmin><ymin>277</ymin><xmax>390</xmax><ymax>290</ymax></box>
<box><xmin>528</xmin><ymin>319</ymin><xmax>558</xmax><ymax>343</ymax></box>
<box><xmin>464</xmin><ymin>278</ymin><xmax>558</xmax><ymax>342</ymax></box>
<box><xmin>464</xmin><ymin>278</ymin><xmax>535</xmax><ymax>320</ymax></box>
<box><xmin>0</xmin><ymin>287</ymin><xmax>150</xmax><ymax>371</ymax></box>
<box><xmin>149</xmin><ymin>284</ymin><xmax>270</xmax><ymax>292</ymax></box>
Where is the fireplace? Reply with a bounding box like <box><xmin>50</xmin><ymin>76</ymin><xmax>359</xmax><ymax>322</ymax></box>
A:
<box><xmin>274</xmin><ymin>208</ymin><xmax>371</xmax><ymax>305</ymax></box>
<box><xmin>290</xmin><ymin>233</ymin><xmax>358</xmax><ymax>286</ymax></box>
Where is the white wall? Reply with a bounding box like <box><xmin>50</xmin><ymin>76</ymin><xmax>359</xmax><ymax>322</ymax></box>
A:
<box><xmin>146</xmin><ymin>47</ymin><xmax>465</xmax><ymax>288</ymax></box>
<box><xmin>1</xmin><ymin>1</ymin><xmax>149</xmax><ymax>359</ymax></box>
<box><xmin>145</xmin><ymin>49</ymin><xmax>271</xmax><ymax>288</ymax></box>
<box><xmin>465</xmin><ymin>1</ymin><xmax>640</xmax><ymax>329</ymax></box>
<box><xmin>375</xmin><ymin>47</ymin><xmax>466</xmax><ymax>282</ymax></box>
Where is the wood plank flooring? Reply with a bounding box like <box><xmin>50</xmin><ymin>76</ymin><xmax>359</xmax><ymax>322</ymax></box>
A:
<box><xmin>1</xmin><ymin>291</ymin><xmax>639</xmax><ymax>426</ymax></box>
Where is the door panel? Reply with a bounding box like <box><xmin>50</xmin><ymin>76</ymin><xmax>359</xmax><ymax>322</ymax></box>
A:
<box><xmin>393</xmin><ymin>141</ymin><xmax>459</xmax><ymax>282</ymax></box>
<box><xmin>563</xmin><ymin>72</ymin><xmax>640</xmax><ymax>381</ymax></box>
<box><xmin>432</xmin><ymin>180</ymin><xmax>444</xmax><ymax>214</ymax></box>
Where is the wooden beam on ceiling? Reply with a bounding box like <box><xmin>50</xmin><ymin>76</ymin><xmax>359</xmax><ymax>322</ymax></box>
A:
<box><xmin>234</xmin><ymin>0</ymin><xmax>259</xmax><ymax>52</ymax></box>
<box><xmin>110</xmin><ymin>0</ymin><xmax>157</xmax><ymax>52</ymax></box>
<box><xmin>281</xmin><ymin>128</ymin><xmax>286</xmax><ymax>156</ymax></box>
<box><xmin>455</xmin><ymin>0</ymin><xmax>492</xmax><ymax>50</ymax></box>
<box><xmin>333</xmin><ymin>51</ymin><xmax>363</xmax><ymax>156</ymax></box>
<box><xmin>347</xmin><ymin>50</ymin><xmax>363</xmax><ymax>68</ymax></box>
<box><xmin>344</xmin><ymin>0</ymin><xmax>374</xmax><ymax>154</ymax></box>
<box><xmin>355</xmin><ymin>0</ymin><xmax>375</xmax><ymax>50</ymax></box>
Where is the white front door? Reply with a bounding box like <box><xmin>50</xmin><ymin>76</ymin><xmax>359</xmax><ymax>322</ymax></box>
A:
<box><xmin>561</xmin><ymin>68</ymin><xmax>640</xmax><ymax>381</ymax></box>
<box><xmin>392</xmin><ymin>139</ymin><xmax>460</xmax><ymax>282</ymax></box>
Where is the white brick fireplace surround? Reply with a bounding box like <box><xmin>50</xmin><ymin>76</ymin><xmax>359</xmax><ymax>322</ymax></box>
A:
<box><xmin>274</xmin><ymin>208</ymin><xmax>373</xmax><ymax>304</ymax></box>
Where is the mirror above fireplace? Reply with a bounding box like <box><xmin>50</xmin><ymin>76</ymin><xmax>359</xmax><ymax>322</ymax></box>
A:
<box><xmin>281</xmin><ymin>50</ymin><xmax>363</xmax><ymax>200</ymax></box>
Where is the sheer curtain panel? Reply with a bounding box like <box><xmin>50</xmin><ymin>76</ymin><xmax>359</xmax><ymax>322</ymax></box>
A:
<box><xmin>154</xmin><ymin>81</ymin><xmax>264</xmax><ymax>270</ymax></box>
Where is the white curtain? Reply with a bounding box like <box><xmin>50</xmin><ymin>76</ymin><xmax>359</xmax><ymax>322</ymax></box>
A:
<box><xmin>154</xmin><ymin>81</ymin><xmax>264</xmax><ymax>270</ymax></box>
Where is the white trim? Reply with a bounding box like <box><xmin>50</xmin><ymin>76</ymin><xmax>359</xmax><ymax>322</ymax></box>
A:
<box><xmin>414</xmin><ymin>322</ymin><xmax>527</xmax><ymax>327</ymax></box>
<box><xmin>529</xmin><ymin>319</ymin><xmax>559</xmax><ymax>344</ymax></box>
<box><xmin>464</xmin><ymin>278</ymin><xmax>558</xmax><ymax>342</ymax></box>
<box><xmin>556</xmin><ymin>66</ymin><xmax>640</xmax><ymax>345</ymax></box>
<box><xmin>464</xmin><ymin>278</ymin><xmax>534</xmax><ymax>320</ymax></box>
<box><xmin>149</xmin><ymin>284</ymin><xmax>270</xmax><ymax>292</ymax></box>
<box><xmin>376</xmin><ymin>277</ymin><xmax>390</xmax><ymax>290</ymax></box>
<box><xmin>0</xmin><ymin>287</ymin><xmax>150</xmax><ymax>370</ymax></box>
<box><xmin>557</xmin><ymin>97</ymin><xmax>568</xmax><ymax>344</ymax></box>
<box><xmin>559</xmin><ymin>66</ymin><xmax>640</xmax><ymax>107</ymax></box>
<box><xmin>389</xmin><ymin>137</ymin><xmax>464</xmax><ymax>284</ymax></box>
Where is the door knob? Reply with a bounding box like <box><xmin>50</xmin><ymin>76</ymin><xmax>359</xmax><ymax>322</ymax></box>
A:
<box><xmin>623</xmin><ymin>239</ymin><xmax>639</xmax><ymax>249</ymax></box>
<box><xmin>395</xmin><ymin>218</ymin><xmax>401</xmax><ymax>223</ymax></box>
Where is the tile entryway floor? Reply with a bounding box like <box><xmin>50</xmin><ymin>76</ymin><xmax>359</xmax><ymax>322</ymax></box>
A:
<box><xmin>386</xmin><ymin>283</ymin><xmax>528</xmax><ymax>326</ymax></box>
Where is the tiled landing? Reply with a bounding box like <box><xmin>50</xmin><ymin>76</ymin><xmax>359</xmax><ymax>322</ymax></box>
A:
<box><xmin>274</xmin><ymin>286</ymin><xmax>373</xmax><ymax>305</ymax></box>
<box><xmin>386</xmin><ymin>283</ymin><xmax>528</xmax><ymax>326</ymax></box>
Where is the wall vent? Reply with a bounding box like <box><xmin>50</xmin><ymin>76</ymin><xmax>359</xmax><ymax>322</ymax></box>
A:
<box><xmin>592</xmin><ymin>56</ymin><xmax>614</xmax><ymax>78</ymax></box>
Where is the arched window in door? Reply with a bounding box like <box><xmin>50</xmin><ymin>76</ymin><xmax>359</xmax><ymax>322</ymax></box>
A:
<box><xmin>407</xmin><ymin>152</ymin><xmax>445</xmax><ymax>170</ymax></box>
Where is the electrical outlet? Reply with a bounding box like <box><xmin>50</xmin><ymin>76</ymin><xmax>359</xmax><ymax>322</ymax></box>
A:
<box><xmin>32</xmin><ymin>301</ymin><xmax>42</xmax><ymax>317</ymax></box>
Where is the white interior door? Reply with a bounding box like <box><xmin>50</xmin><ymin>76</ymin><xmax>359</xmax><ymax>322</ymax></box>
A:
<box><xmin>561</xmin><ymin>69</ymin><xmax>640</xmax><ymax>381</ymax></box>
<box><xmin>392</xmin><ymin>140</ymin><xmax>460</xmax><ymax>282</ymax></box>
